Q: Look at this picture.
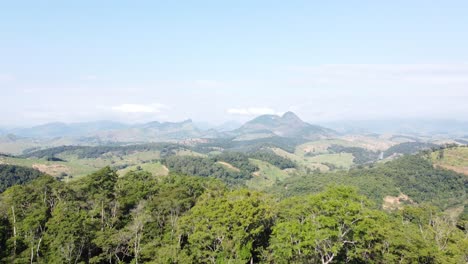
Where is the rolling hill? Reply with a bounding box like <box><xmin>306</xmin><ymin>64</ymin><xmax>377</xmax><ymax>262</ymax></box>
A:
<box><xmin>10</xmin><ymin>121</ymin><xmax>128</xmax><ymax>138</ymax></box>
<box><xmin>431</xmin><ymin>146</ymin><xmax>468</xmax><ymax>175</ymax></box>
<box><xmin>231</xmin><ymin>112</ymin><xmax>336</xmax><ymax>140</ymax></box>
<box><xmin>95</xmin><ymin>119</ymin><xmax>204</xmax><ymax>142</ymax></box>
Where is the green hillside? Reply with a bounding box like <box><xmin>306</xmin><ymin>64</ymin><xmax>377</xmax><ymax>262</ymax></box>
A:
<box><xmin>269</xmin><ymin>154</ymin><xmax>467</xmax><ymax>211</ymax></box>
<box><xmin>0</xmin><ymin>168</ymin><xmax>466</xmax><ymax>263</ymax></box>
<box><xmin>431</xmin><ymin>146</ymin><xmax>468</xmax><ymax>175</ymax></box>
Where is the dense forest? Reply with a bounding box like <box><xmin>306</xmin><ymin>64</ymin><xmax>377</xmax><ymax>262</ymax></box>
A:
<box><xmin>327</xmin><ymin>145</ymin><xmax>380</xmax><ymax>164</ymax></box>
<box><xmin>192</xmin><ymin>137</ymin><xmax>307</xmax><ymax>154</ymax></box>
<box><xmin>383</xmin><ymin>142</ymin><xmax>439</xmax><ymax>158</ymax></box>
<box><xmin>1</xmin><ymin>147</ymin><xmax>467</xmax><ymax>263</ymax></box>
<box><xmin>248</xmin><ymin>151</ymin><xmax>297</xmax><ymax>169</ymax></box>
<box><xmin>0</xmin><ymin>167</ymin><xmax>466</xmax><ymax>263</ymax></box>
<box><xmin>0</xmin><ymin>165</ymin><xmax>44</xmax><ymax>192</ymax></box>
<box><xmin>21</xmin><ymin>143</ymin><xmax>180</xmax><ymax>159</ymax></box>
<box><xmin>162</xmin><ymin>153</ymin><xmax>257</xmax><ymax>186</ymax></box>
<box><xmin>271</xmin><ymin>155</ymin><xmax>467</xmax><ymax>211</ymax></box>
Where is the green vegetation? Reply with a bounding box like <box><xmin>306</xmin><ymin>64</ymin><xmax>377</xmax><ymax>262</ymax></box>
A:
<box><xmin>272</xmin><ymin>147</ymin><xmax>329</xmax><ymax>172</ymax></box>
<box><xmin>163</xmin><ymin>151</ymin><xmax>297</xmax><ymax>187</ymax></box>
<box><xmin>431</xmin><ymin>146</ymin><xmax>468</xmax><ymax>175</ymax></box>
<box><xmin>295</xmin><ymin>139</ymin><xmax>359</xmax><ymax>156</ymax></box>
<box><xmin>248</xmin><ymin>150</ymin><xmax>297</xmax><ymax>169</ymax></box>
<box><xmin>246</xmin><ymin>159</ymin><xmax>292</xmax><ymax>190</ymax></box>
<box><xmin>116</xmin><ymin>161</ymin><xmax>169</xmax><ymax>177</ymax></box>
<box><xmin>211</xmin><ymin>152</ymin><xmax>258</xmax><ymax>173</ymax></box>
<box><xmin>0</xmin><ymin>164</ymin><xmax>44</xmax><ymax>192</ymax></box>
<box><xmin>163</xmin><ymin>155</ymin><xmax>255</xmax><ymax>186</ymax></box>
<box><xmin>271</xmin><ymin>154</ymin><xmax>466</xmax><ymax>210</ymax></box>
<box><xmin>383</xmin><ymin>142</ymin><xmax>439</xmax><ymax>158</ymax></box>
<box><xmin>192</xmin><ymin>136</ymin><xmax>307</xmax><ymax>153</ymax></box>
<box><xmin>0</xmin><ymin>170</ymin><xmax>466</xmax><ymax>263</ymax></box>
<box><xmin>307</xmin><ymin>153</ymin><xmax>355</xmax><ymax>169</ymax></box>
<box><xmin>268</xmin><ymin>188</ymin><xmax>467</xmax><ymax>263</ymax></box>
<box><xmin>327</xmin><ymin>144</ymin><xmax>380</xmax><ymax>164</ymax></box>
<box><xmin>21</xmin><ymin>143</ymin><xmax>177</xmax><ymax>159</ymax></box>
<box><xmin>1</xmin><ymin>145</ymin><xmax>170</xmax><ymax>179</ymax></box>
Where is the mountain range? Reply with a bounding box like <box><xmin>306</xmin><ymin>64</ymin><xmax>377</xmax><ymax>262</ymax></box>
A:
<box><xmin>0</xmin><ymin>112</ymin><xmax>335</xmax><ymax>142</ymax></box>
<box><xmin>4</xmin><ymin>113</ymin><xmax>468</xmax><ymax>145</ymax></box>
<box><xmin>319</xmin><ymin>119</ymin><xmax>468</xmax><ymax>136</ymax></box>
<box><xmin>230</xmin><ymin>112</ymin><xmax>336</xmax><ymax>140</ymax></box>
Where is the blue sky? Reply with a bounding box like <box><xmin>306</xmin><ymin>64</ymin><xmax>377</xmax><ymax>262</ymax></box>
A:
<box><xmin>1</xmin><ymin>0</ymin><xmax>468</xmax><ymax>126</ymax></box>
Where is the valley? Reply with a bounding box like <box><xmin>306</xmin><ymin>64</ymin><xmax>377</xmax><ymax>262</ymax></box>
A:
<box><xmin>3</xmin><ymin>2</ymin><xmax>468</xmax><ymax>262</ymax></box>
<box><xmin>1</xmin><ymin>112</ymin><xmax>467</xmax><ymax>263</ymax></box>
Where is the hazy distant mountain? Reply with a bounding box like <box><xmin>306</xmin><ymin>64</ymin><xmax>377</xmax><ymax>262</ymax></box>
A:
<box><xmin>213</xmin><ymin>121</ymin><xmax>243</xmax><ymax>132</ymax></box>
<box><xmin>11</xmin><ymin>115</ymin><xmax>467</xmax><ymax>144</ymax></box>
<box><xmin>4</xmin><ymin>113</ymin><xmax>338</xmax><ymax>143</ymax></box>
<box><xmin>232</xmin><ymin>112</ymin><xmax>336</xmax><ymax>140</ymax></box>
<box><xmin>96</xmin><ymin>119</ymin><xmax>204</xmax><ymax>142</ymax></box>
<box><xmin>194</xmin><ymin>121</ymin><xmax>242</xmax><ymax>132</ymax></box>
<box><xmin>11</xmin><ymin>121</ymin><xmax>128</xmax><ymax>138</ymax></box>
<box><xmin>319</xmin><ymin>119</ymin><xmax>468</xmax><ymax>136</ymax></box>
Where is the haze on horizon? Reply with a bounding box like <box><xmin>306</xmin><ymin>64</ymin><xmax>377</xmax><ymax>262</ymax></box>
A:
<box><xmin>1</xmin><ymin>1</ymin><xmax>468</xmax><ymax>127</ymax></box>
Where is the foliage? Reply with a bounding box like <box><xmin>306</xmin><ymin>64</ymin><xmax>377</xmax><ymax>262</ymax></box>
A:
<box><xmin>211</xmin><ymin>152</ymin><xmax>258</xmax><ymax>173</ymax></box>
<box><xmin>248</xmin><ymin>150</ymin><xmax>297</xmax><ymax>169</ymax></box>
<box><xmin>0</xmin><ymin>158</ymin><xmax>466</xmax><ymax>263</ymax></box>
<box><xmin>162</xmin><ymin>155</ymin><xmax>256</xmax><ymax>185</ymax></box>
<box><xmin>271</xmin><ymin>154</ymin><xmax>467</xmax><ymax>210</ymax></box>
<box><xmin>21</xmin><ymin>143</ymin><xmax>180</xmax><ymax>159</ymax></box>
<box><xmin>327</xmin><ymin>144</ymin><xmax>380</xmax><ymax>164</ymax></box>
<box><xmin>268</xmin><ymin>187</ymin><xmax>389</xmax><ymax>263</ymax></box>
<box><xmin>192</xmin><ymin>137</ymin><xmax>307</xmax><ymax>154</ymax></box>
<box><xmin>267</xmin><ymin>188</ymin><xmax>468</xmax><ymax>264</ymax></box>
<box><xmin>384</xmin><ymin>142</ymin><xmax>439</xmax><ymax>158</ymax></box>
<box><xmin>0</xmin><ymin>164</ymin><xmax>44</xmax><ymax>193</ymax></box>
<box><xmin>178</xmin><ymin>189</ymin><xmax>275</xmax><ymax>263</ymax></box>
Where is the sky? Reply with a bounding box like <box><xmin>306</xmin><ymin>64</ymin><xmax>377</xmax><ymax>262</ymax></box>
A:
<box><xmin>1</xmin><ymin>0</ymin><xmax>468</xmax><ymax>127</ymax></box>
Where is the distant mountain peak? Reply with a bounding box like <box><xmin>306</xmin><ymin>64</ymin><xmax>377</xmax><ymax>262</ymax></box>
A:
<box><xmin>233</xmin><ymin>112</ymin><xmax>336</xmax><ymax>139</ymax></box>
<box><xmin>281</xmin><ymin>111</ymin><xmax>302</xmax><ymax>121</ymax></box>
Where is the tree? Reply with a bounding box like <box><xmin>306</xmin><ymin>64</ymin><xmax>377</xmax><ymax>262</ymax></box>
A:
<box><xmin>79</xmin><ymin>166</ymin><xmax>118</xmax><ymax>231</ymax></box>
<box><xmin>383</xmin><ymin>205</ymin><xmax>468</xmax><ymax>263</ymax></box>
<box><xmin>0</xmin><ymin>164</ymin><xmax>44</xmax><ymax>193</ymax></box>
<box><xmin>44</xmin><ymin>201</ymin><xmax>91</xmax><ymax>264</ymax></box>
<box><xmin>268</xmin><ymin>187</ymin><xmax>389</xmax><ymax>264</ymax></box>
<box><xmin>140</xmin><ymin>174</ymin><xmax>225</xmax><ymax>263</ymax></box>
<box><xmin>178</xmin><ymin>189</ymin><xmax>274</xmax><ymax>263</ymax></box>
<box><xmin>0</xmin><ymin>176</ymin><xmax>61</xmax><ymax>263</ymax></box>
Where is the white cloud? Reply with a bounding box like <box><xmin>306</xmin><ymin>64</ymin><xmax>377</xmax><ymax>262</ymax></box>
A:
<box><xmin>111</xmin><ymin>103</ymin><xmax>166</xmax><ymax>113</ymax></box>
<box><xmin>227</xmin><ymin>107</ymin><xmax>283</xmax><ymax>116</ymax></box>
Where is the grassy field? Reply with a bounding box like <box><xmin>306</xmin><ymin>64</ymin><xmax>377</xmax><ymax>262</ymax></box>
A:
<box><xmin>295</xmin><ymin>139</ymin><xmax>358</xmax><ymax>156</ymax></box>
<box><xmin>174</xmin><ymin>149</ymin><xmax>206</xmax><ymax>157</ymax></box>
<box><xmin>307</xmin><ymin>153</ymin><xmax>355</xmax><ymax>169</ymax></box>
<box><xmin>0</xmin><ymin>155</ymin><xmax>96</xmax><ymax>179</ymax></box>
<box><xmin>428</xmin><ymin>147</ymin><xmax>468</xmax><ymax>219</ymax></box>
<box><xmin>340</xmin><ymin>135</ymin><xmax>398</xmax><ymax>151</ymax></box>
<box><xmin>271</xmin><ymin>147</ymin><xmax>329</xmax><ymax>172</ymax></box>
<box><xmin>0</xmin><ymin>149</ymin><xmax>166</xmax><ymax>179</ymax></box>
<box><xmin>246</xmin><ymin>159</ymin><xmax>293</xmax><ymax>190</ymax></box>
<box><xmin>117</xmin><ymin>161</ymin><xmax>169</xmax><ymax>177</ymax></box>
<box><xmin>431</xmin><ymin>147</ymin><xmax>468</xmax><ymax>175</ymax></box>
<box><xmin>272</xmin><ymin>140</ymin><xmax>355</xmax><ymax>171</ymax></box>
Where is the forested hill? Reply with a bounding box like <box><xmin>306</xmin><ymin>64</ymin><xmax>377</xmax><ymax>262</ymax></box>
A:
<box><xmin>0</xmin><ymin>168</ymin><xmax>466</xmax><ymax>263</ymax></box>
<box><xmin>270</xmin><ymin>154</ymin><xmax>467</xmax><ymax>210</ymax></box>
<box><xmin>0</xmin><ymin>164</ymin><xmax>44</xmax><ymax>192</ymax></box>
